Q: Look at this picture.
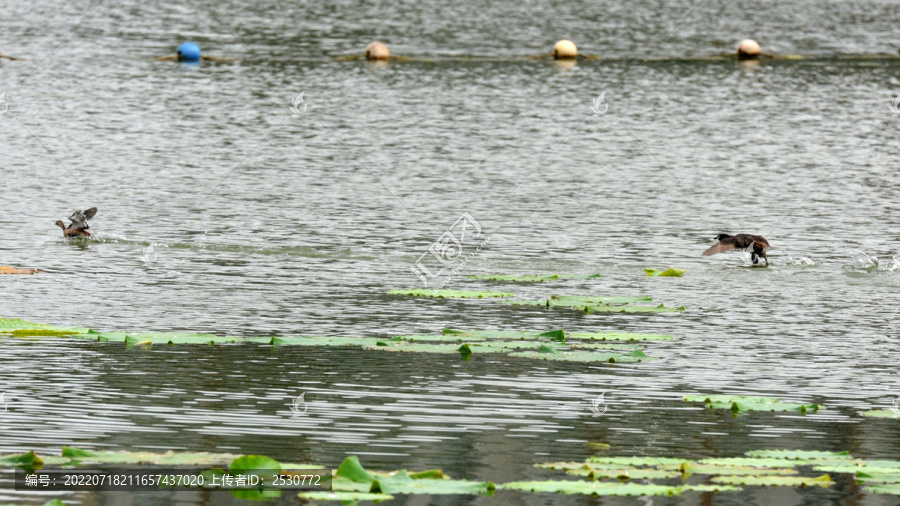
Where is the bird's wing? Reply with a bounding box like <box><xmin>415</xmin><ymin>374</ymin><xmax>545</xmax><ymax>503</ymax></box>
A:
<box><xmin>83</xmin><ymin>207</ymin><xmax>98</xmax><ymax>220</ymax></box>
<box><xmin>702</xmin><ymin>242</ymin><xmax>738</xmax><ymax>256</ymax></box>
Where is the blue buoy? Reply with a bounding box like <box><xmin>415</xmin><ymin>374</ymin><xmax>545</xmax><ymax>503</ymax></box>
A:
<box><xmin>176</xmin><ymin>42</ymin><xmax>201</xmax><ymax>62</ymax></box>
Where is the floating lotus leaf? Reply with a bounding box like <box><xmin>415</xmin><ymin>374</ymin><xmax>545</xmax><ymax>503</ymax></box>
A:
<box><xmin>363</xmin><ymin>343</ymin><xmax>475</xmax><ymax>355</ymax></box>
<box><xmin>855</xmin><ymin>470</ymin><xmax>900</xmax><ymax>483</ymax></box>
<box><xmin>503</xmin><ymin>480</ymin><xmax>687</xmax><ymax>496</ymax></box>
<box><xmin>501</xmin><ymin>295</ymin><xmax>653</xmax><ymax>308</ymax></box>
<box><xmin>744</xmin><ymin>450</ymin><xmax>850</xmax><ymax>460</ymax></box>
<box><xmin>685</xmin><ymin>396</ymin><xmax>820</xmax><ymax>414</ymax></box>
<box><xmin>860</xmin><ymin>409</ymin><xmax>900</xmax><ymax>418</ymax></box>
<box><xmin>296</xmin><ymin>491</ymin><xmax>395</xmax><ymax>502</ymax></box>
<box><xmin>0</xmin><ymin>451</ymin><xmax>43</xmax><ymax>469</ymax></box>
<box><xmin>387</xmin><ymin>289</ymin><xmax>512</xmax><ymax>298</ymax></box>
<box><xmin>93</xmin><ymin>332</ymin><xmax>236</xmax><ymax>345</ymax></box>
<box><xmin>587</xmin><ymin>456</ymin><xmax>688</xmax><ymax>467</ymax></box>
<box><xmin>565</xmin><ymin>468</ymin><xmax>680</xmax><ymax>480</ymax></box>
<box><xmin>864</xmin><ymin>483</ymin><xmax>900</xmax><ymax>494</ymax></box>
<box><xmin>60</xmin><ymin>447</ymin><xmax>241</xmax><ymax>466</ymax></box>
<box><xmin>681</xmin><ymin>463</ymin><xmax>797</xmax><ymax>476</ymax></box>
<box><xmin>568</xmin><ymin>342</ymin><xmax>640</xmax><ymax>350</ymax></box>
<box><xmin>571</xmin><ymin>331</ymin><xmax>672</xmax><ymax>342</ymax></box>
<box><xmin>643</xmin><ymin>268</ymin><xmax>685</xmax><ymax>277</ymax></box>
<box><xmin>441</xmin><ymin>328</ymin><xmax>564</xmax><ymax>340</ymax></box>
<box><xmin>331</xmin><ymin>456</ymin><xmax>494</xmax><ymax>496</ymax></box>
<box><xmin>270</xmin><ymin>336</ymin><xmax>389</xmax><ymax>347</ymax></box>
<box><xmin>844</xmin><ymin>460</ymin><xmax>900</xmax><ymax>469</ymax></box>
<box><xmin>0</xmin><ymin>318</ymin><xmax>90</xmax><ymax>334</ymax></box>
<box><xmin>584</xmin><ymin>443</ymin><xmax>611</xmax><ymax>450</ymax></box>
<box><xmin>698</xmin><ymin>457</ymin><xmax>807</xmax><ymax>468</ymax></box>
<box><xmin>711</xmin><ymin>474</ymin><xmax>831</xmax><ymax>487</ymax></box>
<box><xmin>467</xmin><ymin>273</ymin><xmax>601</xmax><ymax>282</ymax></box>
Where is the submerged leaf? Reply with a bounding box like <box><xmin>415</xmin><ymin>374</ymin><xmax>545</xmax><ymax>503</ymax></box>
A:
<box><xmin>860</xmin><ymin>409</ymin><xmax>900</xmax><ymax>418</ymax></box>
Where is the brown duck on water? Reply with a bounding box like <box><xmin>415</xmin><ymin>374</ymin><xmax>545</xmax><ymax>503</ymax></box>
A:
<box><xmin>702</xmin><ymin>234</ymin><xmax>769</xmax><ymax>266</ymax></box>
<box><xmin>55</xmin><ymin>207</ymin><xmax>97</xmax><ymax>237</ymax></box>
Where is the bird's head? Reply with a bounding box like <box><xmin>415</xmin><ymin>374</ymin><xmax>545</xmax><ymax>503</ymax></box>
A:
<box><xmin>714</xmin><ymin>233</ymin><xmax>731</xmax><ymax>241</ymax></box>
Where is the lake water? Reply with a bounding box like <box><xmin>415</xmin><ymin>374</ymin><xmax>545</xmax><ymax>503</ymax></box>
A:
<box><xmin>2</xmin><ymin>0</ymin><xmax>900</xmax><ymax>504</ymax></box>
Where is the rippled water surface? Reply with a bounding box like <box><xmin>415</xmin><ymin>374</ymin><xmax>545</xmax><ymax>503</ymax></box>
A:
<box><xmin>2</xmin><ymin>0</ymin><xmax>900</xmax><ymax>504</ymax></box>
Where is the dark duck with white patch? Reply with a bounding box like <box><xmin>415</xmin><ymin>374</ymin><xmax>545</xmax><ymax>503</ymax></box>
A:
<box><xmin>702</xmin><ymin>234</ymin><xmax>769</xmax><ymax>266</ymax></box>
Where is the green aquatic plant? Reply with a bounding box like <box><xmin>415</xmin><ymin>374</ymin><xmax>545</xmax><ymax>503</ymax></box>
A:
<box><xmin>643</xmin><ymin>267</ymin><xmax>685</xmax><ymax>277</ymax></box>
<box><xmin>684</xmin><ymin>395</ymin><xmax>821</xmax><ymax>415</ymax></box>
<box><xmin>296</xmin><ymin>456</ymin><xmax>494</xmax><ymax>502</ymax></box>
<box><xmin>711</xmin><ymin>474</ymin><xmax>831</xmax><ymax>487</ymax></box>
<box><xmin>860</xmin><ymin>409</ymin><xmax>900</xmax><ymax>418</ymax></box>
<box><xmin>60</xmin><ymin>447</ymin><xmax>244</xmax><ymax>466</ymax></box>
<box><xmin>387</xmin><ymin>289</ymin><xmax>513</xmax><ymax>298</ymax></box>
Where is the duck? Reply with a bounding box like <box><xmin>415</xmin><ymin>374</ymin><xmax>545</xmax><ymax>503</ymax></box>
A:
<box><xmin>55</xmin><ymin>220</ymin><xmax>90</xmax><ymax>237</ymax></box>
<box><xmin>67</xmin><ymin>207</ymin><xmax>97</xmax><ymax>231</ymax></box>
<box><xmin>702</xmin><ymin>234</ymin><xmax>769</xmax><ymax>266</ymax></box>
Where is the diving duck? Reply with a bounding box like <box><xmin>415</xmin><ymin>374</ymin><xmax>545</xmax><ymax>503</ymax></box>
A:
<box><xmin>55</xmin><ymin>220</ymin><xmax>90</xmax><ymax>237</ymax></box>
<box><xmin>702</xmin><ymin>234</ymin><xmax>769</xmax><ymax>266</ymax></box>
<box><xmin>55</xmin><ymin>207</ymin><xmax>96</xmax><ymax>237</ymax></box>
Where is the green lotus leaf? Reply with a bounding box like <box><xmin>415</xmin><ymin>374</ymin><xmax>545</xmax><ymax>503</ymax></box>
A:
<box><xmin>586</xmin><ymin>457</ymin><xmax>689</xmax><ymax>467</ymax></box>
<box><xmin>502</xmin><ymin>480</ymin><xmax>684</xmax><ymax>496</ymax></box>
<box><xmin>571</xmin><ymin>331</ymin><xmax>672</xmax><ymax>342</ymax></box>
<box><xmin>711</xmin><ymin>474</ymin><xmax>832</xmax><ymax>487</ymax></box>
<box><xmin>644</xmin><ymin>268</ymin><xmax>685</xmax><ymax>277</ymax></box>
<box><xmin>269</xmin><ymin>336</ymin><xmax>388</xmax><ymax>347</ymax></box>
<box><xmin>685</xmin><ymin>396</ymin><xmax>820</xmax><ymax>414</ymax></box>
<box><xmin>860</xmin><ymin>409</ymin><xmax>900</xmax><ymax>418</ymax></box>
<box><xmin>362</xmin><ymin>343</ymin><xmax>476</xmax><ymax>355</ymax></box>
<box><xmin>680</xmin><ymin>484</ymin><xmax>742</xmax><ymax>493</ymax></box>
<box><xmin>744</xmin><ymin>450</ymin><xmax>850</xmax><ymax>460</ymax></box>
<box><xmin>332</xmin><ymin>456</ymin><xmax>494</xmax><ymax>496</ymax></box>
<box><xmin>0</xmin><ymin>318</ymin><xmax>91</xmax><ymax>334</ymax></box>
<box><xmin>229</xmin><ymin>455</ymin><xmax>282</xmax><ymax>500</ymax></box>
<box><xmin>0</xmin><ymin>451</ymin><xmax>43</xmax><ymax>469</ymax></box>
<box><xmin>698</xmin><ymin>457</ymin><xmax>807</xmax><ymax>468</ymax></box>
<box><xmin>296</xmin><ymin>491</ymin><xmax>395</xmax><ymax>502</ymax></box>
<box><xmin>387</xmin><ymin>289</ymin><xmax>512</xmax><ymax>298</ymax></box>
<box><xmin>864</xmin><ymin>483</ymin><xmax>900</xmax><ymax>494</ymax></box>
<box><xmin>855</xmin><ymin>470</ymin><xmax>900</xmax><ymax>483</ymax></box>
<box><xmin>565</xmin><ymin>468</ymin><xmax>680</xmax><ymax>480</ymax></box>
<box><xmin>60</xmin><ymin>447</ymin><xmax>241</xmax><ymax>466</ymax></box>
<box><xmin>681</xmin><ymin>463</ymin><xmax>797</xmax><ymax>476</ymax></box>
<box><xmin>568</xmin><ymin>342</ymin><xmax>640</xmax><ymax>350</ymax></box>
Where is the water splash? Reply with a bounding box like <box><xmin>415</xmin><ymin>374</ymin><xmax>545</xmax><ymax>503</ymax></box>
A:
<box><xmin>786</xmin><ymin>255</ymin><xmax>817</xmax><ymax>267</ymax></box>
<box><xmin>844</xmin><ymin>251</ymin><xmax>879</xmax><ymax>271</ymax></box>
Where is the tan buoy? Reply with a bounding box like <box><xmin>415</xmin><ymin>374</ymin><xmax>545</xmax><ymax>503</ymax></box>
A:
<box><xmin>737</xmin><ymin>39</ymin><xmax>760</xmax><ymax>60</ymax></box>
<box><xmin>365</xmin><ymin>41</ymin><xmax>389</xmax><ymax>60</ymax></box>
<box><xmin>553</xmin><ymin>39</ymin><xmax>577</xmax><ymax>59</ymax></box>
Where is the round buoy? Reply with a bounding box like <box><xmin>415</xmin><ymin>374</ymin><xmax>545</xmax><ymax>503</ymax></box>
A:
<box><xmin>177</xmin><ymin>42</ymin><xmax>201</xmax><ymax>62</ymax></box>
<box><xmin>737</xmin><ymin>39</ymin><xmax>760</xmax><ymax>60</ymax></box>
<box><xmin>553</xmin><ymin>39</ymin><xmax>577</xmax><ymax>59</ymax></box>
<box><xmin>365</xmin><ymin>41</ymin><xmax>389</xmax><ymax>60</ymax></box>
